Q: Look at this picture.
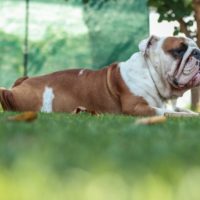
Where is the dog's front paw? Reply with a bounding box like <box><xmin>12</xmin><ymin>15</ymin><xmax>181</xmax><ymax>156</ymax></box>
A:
<box><xmin>174</xmin><ymin>107</ymin><xmax>199</xmax><ymax>115</ymax></box>
<box><xmin>164</xmin><ymin>112</ymin><xmax>199</xmax><ymax>117</ymax></box>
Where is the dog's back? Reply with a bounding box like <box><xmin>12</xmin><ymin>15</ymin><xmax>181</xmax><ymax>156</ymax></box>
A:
<box><xmin>0</xmin><ymin>64</ymin><xmax>122</xmax><ymax>113</ymax></box>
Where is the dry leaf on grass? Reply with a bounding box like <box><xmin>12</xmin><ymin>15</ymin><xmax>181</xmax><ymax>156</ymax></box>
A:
<box><xmin>8</xmin><ymin>112</ymin><xmax>38</xmax><ymax>122</ymax></box>
<box><xmin>72</xmin><ymin>106</ymin><xmax>99</xmax><ymax>116</ymax></box>
<box><xmin>135</xmin><ymin>116</ymin><xmax>167</xmax><ymax>125</ymax></box>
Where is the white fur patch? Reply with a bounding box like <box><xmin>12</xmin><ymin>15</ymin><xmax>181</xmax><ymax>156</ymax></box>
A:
<box><xmin>153</xmin><ymin>107</ymin><xmax>166</xmax><ymax>116</ymax></box>
<box><xmin>78</xmin><ymin>69</ymin><xmax>85</xmax><ymax>76</ymax></box>
<box><xmin>40</xmin><ymin>86</ymin><xmax>55</xmax><ymax>113</ymax></box>
<box><xmin>119</xmin><ymin>53</ymin><xmax>164</xmax><ymax>107</ymax></box>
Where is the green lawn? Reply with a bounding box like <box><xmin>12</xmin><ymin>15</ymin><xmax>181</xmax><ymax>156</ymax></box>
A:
<box><xmin>1</xmin><ymin>112</ymin><xmax>200</xmax><ymax>200</ymax></box>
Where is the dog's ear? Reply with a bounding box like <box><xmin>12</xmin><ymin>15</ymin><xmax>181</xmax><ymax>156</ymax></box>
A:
<box><xmin>138</xmin><ymin>35</ymin><xmax>159</xmax><ymax>56</ymax></box>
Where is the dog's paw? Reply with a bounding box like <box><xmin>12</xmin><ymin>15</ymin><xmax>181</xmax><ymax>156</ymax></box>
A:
<box><xmin>164</xmin><ymin>112</ymin><xmax>199</xmax><ymax>117</ymax></box>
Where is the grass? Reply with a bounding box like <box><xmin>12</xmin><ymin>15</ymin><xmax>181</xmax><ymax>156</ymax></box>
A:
<box><xmin>1</xmin><ymin>112</ymin><xmax>200</xmax><ymax>200</ymax></box>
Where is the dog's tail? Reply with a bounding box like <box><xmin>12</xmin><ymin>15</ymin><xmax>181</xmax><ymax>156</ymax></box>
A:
<box><xmin>0</xmin><ymin>88</ymin><xmax>17</xmax><ymax>111</ymax></box>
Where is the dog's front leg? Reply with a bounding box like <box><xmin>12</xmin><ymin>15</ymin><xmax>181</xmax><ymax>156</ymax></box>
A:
<box><xmin>153</xmin><ymin>107</ymin><xmax>199</xmax><ymax>117</ymax></box>
<box><xmin>121</xmin><ymin>95</ymin><xmax>157</xmax><ymax>116</ymax></box>
<box><xmin>174</xmin><ymin>107</ymin><xmax>199</xmax><ymax>115</ymax></box>
<box><xmin>170</xmin><ymin>99</ymin><xmax>198</xmax><ymax>114</ymax></box>
<box><xmin>120</xmin><ymin>95</ymin><xmax>182</xmax><ymax>116</ymax></box>
<box><xmin>120</xmin><ymin>95</ymin><xmax>199</xmax><ymax>117</ymax></box>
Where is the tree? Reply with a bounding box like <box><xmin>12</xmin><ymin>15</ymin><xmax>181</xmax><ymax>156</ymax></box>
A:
<box><xmin>148</xmin><ymin>0</ymin><xmax>200</xmax><ymax>110</ymax></box>
<box><xmin>66</xmin><ymin>0</ymin><xmax>148</xmax><ymax>68</ymax></box>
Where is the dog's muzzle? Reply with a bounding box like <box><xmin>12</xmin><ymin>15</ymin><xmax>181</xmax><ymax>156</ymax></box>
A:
<box><xmin>168</xmin><ymin>48</ymin><xmax>200</xmax><ymax>89</ymax></box>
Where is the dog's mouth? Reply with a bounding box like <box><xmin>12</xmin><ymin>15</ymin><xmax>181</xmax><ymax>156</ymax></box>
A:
<box><xmin>168</xmin><ymin>49</ymin><xmax>200</xmax><ymax>89</ymax></box>
<box><xmin>184</xmin><ymin>56</ymin><xmax>200</xmax><ymax>87</ymax></box>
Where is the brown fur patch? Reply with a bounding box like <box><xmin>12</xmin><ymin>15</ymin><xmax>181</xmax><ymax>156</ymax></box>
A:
<box><xmin>12</xmin><ymin>76</ymin><xmax>29</xmax><ymax>88</ymax></box>
<box><xmin>162</xmin><ymin>37</ymin><xmax>186</xmax><ymax>53</ymax></box>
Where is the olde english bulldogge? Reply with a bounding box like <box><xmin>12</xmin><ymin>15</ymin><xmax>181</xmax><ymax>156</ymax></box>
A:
<box><xmin>0</xmin><ymin>35</ymin><xmax>200</xmax><ymax>116</ymax></box>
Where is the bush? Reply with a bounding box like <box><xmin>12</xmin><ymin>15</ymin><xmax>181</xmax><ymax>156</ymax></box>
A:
<box><xmin>0</xmin><ymin>30</ymin><xmax>92</xmax><ymax>87</ymax></box>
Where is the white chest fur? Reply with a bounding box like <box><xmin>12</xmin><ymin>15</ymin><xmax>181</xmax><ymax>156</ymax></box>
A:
<box><xmin>119</xmin><ymin>52</ymin><xmax>165</xmax><ymax>107</ymax></box>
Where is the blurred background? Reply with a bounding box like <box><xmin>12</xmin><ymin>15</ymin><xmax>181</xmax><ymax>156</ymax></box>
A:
<box><xmin>0</xmin><ymin>0</ymin><xmax>148</xmax><ymax>85</ymax></box>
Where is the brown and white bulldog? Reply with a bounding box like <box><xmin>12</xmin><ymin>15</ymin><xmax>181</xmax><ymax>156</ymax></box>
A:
<box><xmin>1</xmin><ymin>35</ymin><xmax>200</xmax><ymax>116</ymax></box>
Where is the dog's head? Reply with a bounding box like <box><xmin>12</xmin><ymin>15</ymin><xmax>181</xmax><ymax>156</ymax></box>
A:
<box><xmin>139</xmin><ymin>35</ymin><xmax>200</xmax><ymax>92</ymax></box>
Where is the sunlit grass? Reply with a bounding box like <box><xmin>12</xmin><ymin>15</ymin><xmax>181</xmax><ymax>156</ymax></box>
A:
<box><xmin>1</xmin><ymin>163</ymin><xmax>200</xmax><ymax>200</ymax></box>
<box><xmin>0</xmin><ymin>112</ymin><xmax>200</xmax><ymax>199</ymax></box>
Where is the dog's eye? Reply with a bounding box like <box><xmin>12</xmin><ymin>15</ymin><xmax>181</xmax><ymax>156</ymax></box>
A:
<box><xmin>169</xmin><ymin>44</ymin><xmax>188</xmax><ymax>59</ymax></box>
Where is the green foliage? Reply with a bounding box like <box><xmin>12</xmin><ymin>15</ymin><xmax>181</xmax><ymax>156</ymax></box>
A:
<box><xmin>148</xmin><ymin>0</ymin><xmax>193</xmax><ymax>21</ymax></box>
<box><xmin>36</xmin><ymin>29</ymin><xmax>92</xmax><ymax>73</ymax></box>
<box><xmin>0</xmin><ymin>0</ymin><xmax>149</xmax><ymax>85</ymax></box>
<box><xmin>65</xmin><ymin>0</ymin><xmax>149</xmax><ymax>68</ymax></box>
<box><xmin>148</xmin><ymin>0</ymin><xmax>195</xmax><ymax>37</ymax></box>
<box><xmin>1</xmin><ymin>112</ymin><xmax>200</xmax><ymax>199</ymax></box>
<box><xmin>0</xmin><ymin>30</ymin><xmax>92</xmax><ymax>87</ymax></box>
<box><xmin>82</xmin><ymin>0</ymin><xmax>149</xmax><ymax>68</ymax></box>
<box><xmin>0</xmin><ymin>31</ymin><xmax>23</xmax><ymax>87</ymax></box>
<box><xmin>173</xmin><ymin>26</ymin><xmax>180</xmax><ymax>35</ymax></box>
<box><xmin>30</xmin><ymin>0</ymin><xmax>66</xmax><ymax>3</ymax></box>
<box><xmin>65</xmin><ymin>0</ymin><xmax>117</xmax><ymax>6</ymax></box>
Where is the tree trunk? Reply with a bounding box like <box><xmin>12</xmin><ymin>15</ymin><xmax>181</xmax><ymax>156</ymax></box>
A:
<box><xmin>191</xmin><ymin>87</ymin><xmax>200</xmax><ymax>110</ymax></box>
<box><xmin>178</xmin><ymin>18</ymin><xmax>191</xmax><ymax>37</ymax></box>
<box><xmin>193</xmin><ymin>0</ymin><xmax>200</xmax><ymax>46</ymax></box>
<box><xmin>192</xmin><ymin>0</ymin><xmax>200</xmax><ymax>110</ymax></box>
<box><xmin>24</xmin><ymin>0</ymin><xmax>29</xmax><ymax>76</ymax></box>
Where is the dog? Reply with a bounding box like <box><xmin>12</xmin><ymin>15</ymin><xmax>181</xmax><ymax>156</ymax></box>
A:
<box><xmin>0</xmin><ymin>35</ymin><xmax>200</xmax><ymax>116</ymax></box>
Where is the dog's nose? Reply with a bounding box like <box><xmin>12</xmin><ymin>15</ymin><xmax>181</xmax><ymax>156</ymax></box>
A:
<box><xmin>192</xmin><ymin>49</ymin><xmax>200</xmax><ymax>59</ymax></box>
